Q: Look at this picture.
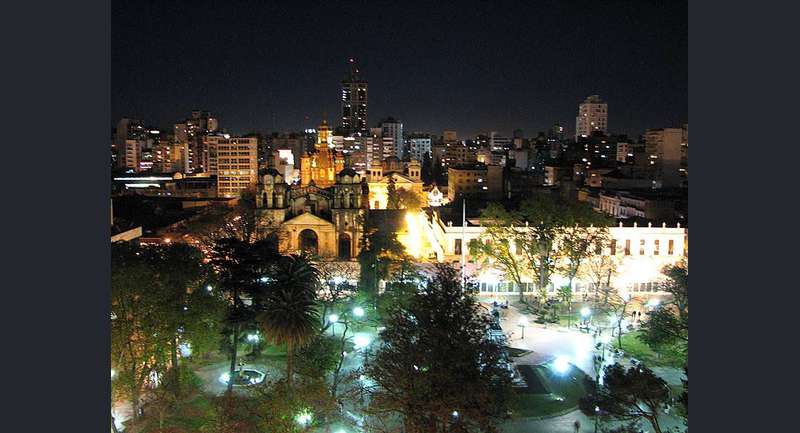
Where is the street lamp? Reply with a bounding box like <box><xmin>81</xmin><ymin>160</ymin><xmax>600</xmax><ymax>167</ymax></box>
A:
<box><xmin>329</xmin><ymin>313</ymin><xmax>339</xmax><ymax>335</ymax></box>
<box><xmin>353</xmin><ymin>306</ymin><xmax>365</xmax><ymax>318</ymax></box>
<box><xmin>580</xmin><ymin>307</ymin><xmax>591</xmax><ymax>325</ymax></box>
<box><xmin>553</xmin><ymin>356</ymin><xmax>571</xmax><ymax>374</ymax></box>
<box><xmin>517</xmin><ymin>317</ymin><xmax>528</xmax><ymax>340</ymax></box>
<box><xmin>295</xmin><ymin>409</ymin><xmax>313</xmax><ymax>428</ymax></box>
<box><xmin>111</xmin><ymin>369</ymin><xmax>116</xmax><ymax>379</ymax></box>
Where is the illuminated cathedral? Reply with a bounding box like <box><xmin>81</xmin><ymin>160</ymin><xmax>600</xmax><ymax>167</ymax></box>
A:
<box><xmin>255</xmin><ymin>120</ymin><xmax>367</xmax><ymax>260</ymax></box>
<box><xmin>299</xmin><ymin>119</ymin><xmax>345</xmax><ymax>188</ymax></box>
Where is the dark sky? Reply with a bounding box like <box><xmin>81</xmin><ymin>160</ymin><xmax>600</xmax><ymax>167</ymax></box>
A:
<box><xmin>112</xmin><ymin>0</ymin><xmax>687</xmax><ymax>138</ymax></box>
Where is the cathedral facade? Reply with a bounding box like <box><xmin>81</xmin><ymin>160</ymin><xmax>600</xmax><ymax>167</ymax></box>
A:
<box><xmin>255</xmin><ymin>166</ymin><xmax>368</xmax><ymax>260</ymax></box>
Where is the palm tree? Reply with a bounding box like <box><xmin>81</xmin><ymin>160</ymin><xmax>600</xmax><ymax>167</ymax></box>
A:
<box><xmin>259</xmin><ymin>253</ymin><xmax>320</xmax><ymax>387</ymax></box>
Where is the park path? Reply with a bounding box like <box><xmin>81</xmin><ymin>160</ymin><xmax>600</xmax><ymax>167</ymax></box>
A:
<box><xmin>494</xmin><ymin>303</ymin><xmax>686</xmax><ymax>433</ymax></box>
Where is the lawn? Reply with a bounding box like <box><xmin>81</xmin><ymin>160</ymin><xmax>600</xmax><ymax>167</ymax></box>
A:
<box><xmin>613</xmin><ymin>331</ymin><xmax>686</xmax><ymax>368</ymax></box>
<box><xmin>510</xmin><ymin>363</ymin><xmax>588</xmax><ymax>419</ymax></box>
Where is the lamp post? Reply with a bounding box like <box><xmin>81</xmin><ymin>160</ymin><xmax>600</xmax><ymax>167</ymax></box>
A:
<box><xmin>517</xmin><ymin>317</ymin><xmax>528</xmax><ymax>340</ymax></box>
<box><xmin>246</xmin><ymin>333</ymin><xmax>259</xmax><ymax>355</ymax></box>
<box><xmin>580</xmin><ymin>307</ymin><xmax>591</xmax><ymax>328</ymax></box>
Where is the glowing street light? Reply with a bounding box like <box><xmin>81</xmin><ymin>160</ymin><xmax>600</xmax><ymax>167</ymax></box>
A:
<box><xmin>353</xmin><ymin>306</ymin><xmax>365</xmax><ymax>318</ymax></box>
<box><xmin>452</xmin><ymin>410</ymin><xmax>459</xmax><ymax>417</ymax></box>
<box><xmin>111</xmin><ymin>369</ymin><xmax>116</xmax><ymax>379</ymax></box>
<box><xmin>295</xmin><ymin>409</ymin><xmax>313</xmax><ymax>427</ymax></box>
<box><xmin>329</xmin><ymin>313</ymin><xmax>339</xmax><ymax>335</ymax></box>
<box><xmin>246</xmin><ymin>334</ymin><xmax>260</xmax><ymax>343</ymax></box>
<box><xmin>647</xmin><ymin>298</ymin><xmax>661</xmax><ymax>309</ymax></box>
<box><xmin>517</xmin><ymin>317</ymin><xmax>528</xmax><ymax>339</ymax></box>
<box><xmin>553</xmin><ymin>356</ymin><xmax>571</xmax><ymax>374</ymax></box>
<box><xmin>580</xmin><ymin>307</ymin><xmax>591</xmax><ymax>318</ymax></box>
<box><xmin>353</xmin><ymin>335</ymin><xmax>371</xmax><ymax>350</ymax></box>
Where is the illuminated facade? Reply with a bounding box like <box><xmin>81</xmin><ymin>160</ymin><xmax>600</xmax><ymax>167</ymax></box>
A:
<box><xmin>300</xmin><ymin>119</ymin><xmax>345</xmax><ymax>188</ymax></box>
<box><xmin>575</xmin><ymin>95</ymin><xmax>608</xmax><ymax>139</ymax></box>
<box><xmin>256</xmin><ymin>167</ymin><xmax>368</xmax><ymax>260</ymax></box>
<box><xmin>366</xmin><ymin>159</ymin><xmax>425</xmax><ymax>209</ymax></box>
<box><xmin>216</xmin><ymin>137</ymin><xmax>258</xmax><ymax>198</ymax></box>
<box><xmin>402</xmin><ymin>210</ymin><xmax>687</xmax><ymax>298</ymax></box>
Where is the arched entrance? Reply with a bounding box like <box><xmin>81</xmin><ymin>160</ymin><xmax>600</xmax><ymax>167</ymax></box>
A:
<box><xmin>299</xmin><ymin>229</ymin><xmax>318</xmax><ymax>255</ymax></box>
<box><xmin>338</xmin><ymin>233</ymin><xmax>351</xmax><ymax>259</ymax></box>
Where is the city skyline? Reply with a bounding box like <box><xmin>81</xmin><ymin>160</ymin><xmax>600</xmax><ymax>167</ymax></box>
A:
<box><xmin>112</xmin><ymin>1</ymin><xmax>687</xmax><ymax>138</ymax></box>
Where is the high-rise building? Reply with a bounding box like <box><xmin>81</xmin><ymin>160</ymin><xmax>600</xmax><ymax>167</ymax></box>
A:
<box><xmin>443</xmin><ymin>130</ymin><xmax>458</xmax><ymax>143</ymax></box>
<box><xmin>114</xmin><ymin>118</ymin><xmax>146</xmax><ymax>169</ymax></box>
<box><xmin>216</xmin><ymin>137</ymin><xmax>258</xmax><ymax>198</ymax></box>
<box><xmin>575</xmin><ymin>95</ymin><xmax>608</xmax><ymax>139</ymax></box>
<box><xmin>645</xmin><ymin>127</ymin><xmax>684</xmax><ymax>188</ymax></box>
<box><xmin>447</xmin><ymin>163</ymin><xmax>503</xmax><ymax>202</ymax></box>
<box><xmin>380</xmin><ymin>117</ymin><xmax>404</xmax><ymax>160</ymax></box>
<box><xmin>407</xmin><ymin>135</ymin><xmax>432</xmax><ymax>162</ymax></box>
<box><xmin>340</xmin><ymin>59</ymin><xmax>368</xmax><ymax>134</ymax></box>
<box><xmin>489</xmin><ymin>131</ymin><xmax>512</xmax><ymax>151</ymax></box>
<box><xmin>174</xmin><ymin>110</ymin><xmax>219</xmax><ymax>173</ymax></box>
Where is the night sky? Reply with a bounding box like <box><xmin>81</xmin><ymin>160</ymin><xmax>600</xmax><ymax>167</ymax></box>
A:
<box><xmin>112</xmin><ymin>0</ymin><xmax>687</xmax><ymax>138</ymax></box>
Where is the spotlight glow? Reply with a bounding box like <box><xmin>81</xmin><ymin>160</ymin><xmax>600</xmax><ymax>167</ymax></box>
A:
<box><xmin>353</xmin><ymin>335</ymin><xmax>371</xmax><ymax>349</ymax></box>
<box><xmin>295</xmin><ymin>409</ymin><xmax>313</xmax><ymax>426</ymax></box>
<box><xmin>353</xmin><ymin>307</ymin><xmax>365</xmax><ymax>317</ymax></box>
<box><xmin>580</xmin><ymin>307</ymin><xmax>591</xmax><ymax>317</ymax></box>
<box><xmin>329</xmin><ymin>314</ymin><xmax>339</xmax><ymax>323</ymax></box>
<box><xmin>553</xmin><ymin>356</ymin><xmax>571</xmax><ymax>374</ymax></box>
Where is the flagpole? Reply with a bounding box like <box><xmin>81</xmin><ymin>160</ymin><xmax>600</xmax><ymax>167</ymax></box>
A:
<box><xmin>461</xmin><ymin>197</ymin><xmax>466</xmax><ymax>287</ymax></box>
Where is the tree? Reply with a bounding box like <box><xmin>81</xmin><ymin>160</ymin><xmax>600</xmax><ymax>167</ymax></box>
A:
<box><xmin>259</xmin><ymin>254</ymin><xmax>321</xmax><ymax>387</ymax></box>
<box><xmin>516</xmin><ymin>194</ymin><xmax>568</xmax><ymax>304</ymax></box>
<box><xmin>557</xmin><ymin>203</ymin><xmax>612</xmax><ymax>297</ymax></box>
<box><xmin>579</xmin><ymin>363</ymin><xmax>671</xmax><ymax>433</ymax></box>
<box><xmin>148</xmin><ymin>242</ymin><xmax>208</xmax><ymax>396</ymax></box>
<box><xmin>556</xmin><ymin>285</ymin><xmax>574</xmax><ymax>326</ymax></box>
<box><xmin>639</xmin><ymin>263</ymin><xmax>689</xmax><ymax>354</ymax></box>
<box><xmin>470</xmin><ymin>203</ymin><xmax>528</xmax><ymax>302</ymax></box>
<box><xmin>661</xmin><ymin>262</ymin><xmax>689</xmax><ymax>321</ymax></box>
<box><xmin>167</xmin><ymin>188</ymin><xmax>279</xmax><ymax>251</ymax></box>
<box><xmin>250</xmin><ymin>378</ymin><xmax>337</xmax><ymax>433</ymax></box>
<box><xmin>111</xmin><ymin>242</ymin><xmax>172</xmax><ymax>420</ymax></box>
<box><xmin>396</xmin><ymin>188</ymin><xmax>424</xmax><ymax>210</ymax></box>
<box><xmin>472</xmin><ymin>194</ymin><xmax>582</xmax><ymax>304</ymax></box>
<box><xmin>182</xmin><ymin>280</ymin><xmax>227</xmax><ymax>360</ymax></box>
<box><xmin>316</xmin><ymin>260</ymin><xmax>359</xmax><ymax>329</ymax></box>
<box><xmin>421</xmin><ymin>151</ymin><xmax>433</xmax><ymax>184</ymax></box>
<box><xmin>386</xmin><ymin>178</ymin><xmax>400</xmax><ymax>209</ymax></box>
<box><xmin>586</xmin><ymin>254</ymin><xmax>619</xmax><ymax>305</ymax></box>
<box><xmin>208</xmin><ymin>237</ymin><xmax>279</xmax><ymax>393</ymax></box>
<box><xmin>365</xmin><ymin>264</ymin><xmax>512</xmax><ymax>433</ymax></box>
<box><xmin>602</xmin><ymin>288</ymin><xmax>633</xmax><ymax>350</ymax></box>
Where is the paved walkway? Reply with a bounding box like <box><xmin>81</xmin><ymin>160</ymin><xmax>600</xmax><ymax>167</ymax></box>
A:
<box><xmin>493</xmin><ymin>303</ymin><xmax>687</xmax><ymax>433</ymax></box>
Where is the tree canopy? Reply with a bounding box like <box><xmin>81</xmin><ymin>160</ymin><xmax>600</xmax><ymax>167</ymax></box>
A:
<box><xmin>365</xmin><ymin>264</ymin><xmax>512</xmax><ymax>433</ymax></box>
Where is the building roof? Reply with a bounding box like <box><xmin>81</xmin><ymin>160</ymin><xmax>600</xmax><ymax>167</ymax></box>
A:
<box><xmin>338</xmin><ymin>167</ymin><xmax>358</xmax><ymax>177</ymax></box>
